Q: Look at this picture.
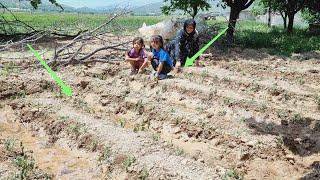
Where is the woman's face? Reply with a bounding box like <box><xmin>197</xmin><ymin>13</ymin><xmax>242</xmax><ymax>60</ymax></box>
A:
<box><xmin>151</xmin><ymin>39</ymin><xmax>161</xmax><ymax>49</ymax></box>
<box><xmin>186</xmin><ymin>25</ymin><xmax>194</xmax><ymax>34</ymax></box>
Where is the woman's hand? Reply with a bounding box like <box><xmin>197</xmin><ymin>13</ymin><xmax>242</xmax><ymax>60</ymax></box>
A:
<box><xmin>174</xmin><ymin>61</ymin><xmax>182</xmax><ymax>73</ymax></box>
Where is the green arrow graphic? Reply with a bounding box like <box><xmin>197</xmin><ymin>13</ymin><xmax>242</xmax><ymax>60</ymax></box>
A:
<box><xmin>27</xmin><ymin>44</ymin><xmax>73</xmax><ymax>96</ymax></box>
<box><xmin>185</xmin><ymin>27</ymin><xmax>228</xmax><ymax>67</ymax></box>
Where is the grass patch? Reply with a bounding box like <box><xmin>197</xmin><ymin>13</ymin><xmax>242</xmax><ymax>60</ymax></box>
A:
<box><xmin>207</xmin><ymin>20</ymin><xmax>320</xmax><ymax>56</ymax></box>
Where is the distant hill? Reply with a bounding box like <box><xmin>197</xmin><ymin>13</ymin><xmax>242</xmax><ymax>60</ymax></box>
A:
<box><xmin>0</xmin><ymin>0</ymin><xmax>229</xmax><ymax>15</ymax></box>
<box><xmin>0</xmin><ymin>0</ymin><xmax>102</xmax><ymax>13</ymax></box>
<box><xmin>132</xmin><ymin>2</ymin><xmax>163</xmax><ymax>15</ymax></box>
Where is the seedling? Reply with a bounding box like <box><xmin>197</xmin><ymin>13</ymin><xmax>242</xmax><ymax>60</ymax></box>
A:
<box><xmin>152</xmin><ymin>133</ymin><xmax>160</xmax><ymax>141</ymax></box>
<box><xmin>99</xmin><ymin>145</ymin><xmax>111</xmax><ymax>162</ymax></box>
<box><xmin>119</xmin><ymin>118</ymin><xmax>126</xmax><ymax>128</ymax></box>
<box><xmin>123</xmin><ymin>155</ymin><xmax>136</xmax><ymax>171</ymax></box>
<box><xmin>175</xmin><ymin>147</ymin><xmax>185</xmax><ymax>156</ymax></box>
<box><xmin>275</xmin><ymin>135</ymin><xmax>284</xmax><ymax>147</ymax></box>
<box><xmin>138</xmin><ymin>167</ymin><xmax>149</xmax><ymax>180</ymax></box>
<box><xmin>223</xmin><ymin>168</ymin><xmax>243</xmax><ymax>180</ymax></box>
<box><xmin>290</xmin><ymin>113</ymin><xmax>304</xmax><ymax>124</ymax></box>
<box><xmin>4</xmin><ymin>137</ymin><xmax>16</xmax><ymax>152</ymax></box>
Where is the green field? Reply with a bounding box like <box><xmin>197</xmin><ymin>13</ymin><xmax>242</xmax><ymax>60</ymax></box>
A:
<box><xmin>208</xmin><ymin>19</ymin><xmax>320</xmax><ymax>56</ymax></box>
<box><xmin>2</xmin><ymin>12</ymin><xmax>166</xmax><ymax>34</ymax></box>
<box><xmin>2</xmin><ymin>12</ymin><xmax>319</xmax><ymax>56</ymax></box>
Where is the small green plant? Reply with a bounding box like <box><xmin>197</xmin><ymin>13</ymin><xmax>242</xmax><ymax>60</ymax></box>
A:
<box><xmin>162</xmin><ymin>83</ymin><xmax>168</xmax><ymax>92</ymax></box>
<box><xmin>218</xmin><ymin>110</ymin><xmax>227</xmax><ymax>116</ymax></box>
<box><xmin>74</xmin><ymin>98</ymin><xmax>89</xmax><ymax>109</ymax></box>
<box><xmin>152</xmin><ymin>133</ymin><xmax>160</xmax><ymax>141</ymax></box>
<box><xmin>67</xmin><ymin>122</ymin><xmax>87</xmax><ymax>138</ymax></box>
<box><xmin>170</xmin><ymin>108</ymin><xmax>176</xmax><ymax>114</ymax></box>
<box><xmin>10</xmin><ymin>90</ymin><xmax>26</xmax><ymax>100</ymax></box>
<box><xmin>224</xmin><ymin>97</ymin><xmax>234</xmax><ymax>106</ymax></box>
<box><xmin>58</xmin><ymin>116</ymin><xmax>70</xmax><ymax>122</ymax></box>
<box><xmin>298</xmin><ymin>78</ymin><xmax>305</xmax><ymax>85</ymax></box>
<box><xmin>283</xmin><ymin>92</ymin><xmax>291</xmax><ymax>101</ymax></box>
<box><xmin>4</xmin><ymin>137</ymin><xmax>16</xmax><ymax>152</ymax></box>
<box><xmin>200</xmin><ymin>70</ymin><xmax>208</xmax><ymax>82</ymax></box>
<box><xmin>180</xmin><ymin>87</ymin><xmax>187</xmax><ymax>94</ymax></box>
<box><xmin>0</xmin><ymin>62</ymin><xmax>19</xmax><ymax>77</ymax></box>
<box><xmin>251</xmin><ymin>84</ymin><xmax>261</xmax><ymax>92</ymax></box>
<box><xmin>258</xmin><ymin>104</ymin><xmax>267</xmax><ymax>113</ymax></box>
<box><xmin>269</xmin><ymin>84</ymin><xmax>282</xmax><ymax>96</ymax></box>
<box><xmin>138</xmin><ymin>167</ymin><xmax>149</xmax><ymax>180</ymax></box>
<box><xmin>174</xmin><ymin>147</ymin><xmax>185</xmax><ymax>156</ymax></box>
<box><xmin>277</xmin><ymin>110</ymin><xmax>289</xmax><ymax>120</ymax></box>
<box><xmin>275</xmin><ymin>135</ymin><xmax>285</xmax><ymax>147</ymax></box>
<box><xmin>133</xmin><ymin>122</ymin><xmax>146</xmax><ymax>132</ymax></box>
<box><xmin>239</xmin><ymin>117</ymin><xmax>246</xmax><ymax>123</ymax></box>
<box><xmin>14</xmin><ymin>154</ymin><xmax>35</xmax><ymax>179</ymax></box>
<box><xmin>123</xmin><ymin>155</ymin><xmax>136</xmax><ymax>171</ymax></box>
<box><xmin>232</xmin><ymin>129</ymin><xmax>243</xmax><ymax>138</ymax></box>
<box><xmin>315</xmin><ymin>95</ymin><xmax>320</xmax><ymax>109</ymax></box>
<box><xmin>89</xmin><ymin>140</ymin><xmax>98</xmax><ymax>152</ymax></box>
<box><xmin>200</xmin><ymin>70</ymin><xmax>208</xmax><ymax>78</ymax></box>
<box><xmin>174</xmin><ymin>117</ymin><xmax>182</xmax><ymax>126</ymax></box>
<box><xmin>265</xmin><ymin>123</ymin><xmax>274</xmax><ymax>132</ymax></box>
<box><xmin>223</xmin><ymin>168</ymin><xmax>243</xmax><ymax>180</ymax></box>
<box><xmin>119</xmin><ymin>118</ymin><xmax>126</xmax><ymax>128</ymax></box>
<box><xmin>208</xmin><ymin>88</ymin><xmax>217</xmax><ymax>100</ymax></box>
<box><xmin>291</xmin><ymin>113</ymin><xmax>304</xmax><ymax>124</ymax></box>
<box><xmin>99</xmin><ymin>145</ymin><xmax>111</xmax><ymax>162</ymax></box>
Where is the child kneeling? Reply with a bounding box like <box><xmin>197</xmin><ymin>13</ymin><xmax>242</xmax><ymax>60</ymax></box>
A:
<box><xmin>125</xmin><ymin>37</ymin><xmax>148</xmax><ymax>75</ymax></box>
<box><xmin>148</xmin><ymin>35</ymin><xmax>173</xmax><ymax>80</ymax></box>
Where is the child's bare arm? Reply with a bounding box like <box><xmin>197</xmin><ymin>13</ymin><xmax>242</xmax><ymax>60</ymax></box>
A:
<box><xmin>125</xmin><ymin>54</ymin><xmax>139</xmax><ymax>61</ymax></box>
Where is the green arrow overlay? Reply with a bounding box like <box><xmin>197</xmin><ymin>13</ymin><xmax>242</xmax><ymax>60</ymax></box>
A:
<box><xmin>185</xmin><ymin>27</ymin><xmax>229</xmax><ymax>67</ymax></box>
<box><xmin>27</xmin><ymin>44</ymin><xmax>73</xmax><ymax>96</ymax></box>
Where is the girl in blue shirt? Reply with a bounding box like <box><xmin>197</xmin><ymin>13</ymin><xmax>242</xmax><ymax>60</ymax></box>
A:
<box><xmin>147</xmin><ymin>35</ymin><xmax>173</xmax><ymax>80</ymax></box>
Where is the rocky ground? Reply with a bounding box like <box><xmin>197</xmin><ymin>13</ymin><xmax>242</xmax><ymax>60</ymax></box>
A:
<box><xmin>0</xmin><ymin>43</ymin><xmax>320</xmax><ymax>179</ymax></box>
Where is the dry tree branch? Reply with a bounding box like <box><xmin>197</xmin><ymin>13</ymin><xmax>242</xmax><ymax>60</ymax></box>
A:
<box><xmin>49</xmin><ymin>8</ymin><xmax>132</xmax><ymax>66</ymax></box>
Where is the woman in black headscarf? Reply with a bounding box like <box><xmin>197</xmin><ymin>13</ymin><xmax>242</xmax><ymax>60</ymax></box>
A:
<box><xmin>165</xmin><ymin>19</ymin><xmax>200</xmax><ymax>72</ymax></box>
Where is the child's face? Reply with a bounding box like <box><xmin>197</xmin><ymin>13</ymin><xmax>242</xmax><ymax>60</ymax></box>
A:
<box><xmin>186</xmin><ymin>25</ymin><xmax>194</xmax><ymax>34</ymax></box>
<box><xmin>133</xmin><ymin>41</ymin><xmax>143</xmax><ymax>50</ymax></box>
<box><xmin>151</xmin><ymin>40</ymin><xmax>161</xmax><ymax>49</ymax></box>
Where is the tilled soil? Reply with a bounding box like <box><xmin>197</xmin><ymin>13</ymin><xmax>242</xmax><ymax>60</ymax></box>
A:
<box><xmin>0</xmin><ymin>48</ymin><xmax>319</xmax><ymax>179</ymax></box>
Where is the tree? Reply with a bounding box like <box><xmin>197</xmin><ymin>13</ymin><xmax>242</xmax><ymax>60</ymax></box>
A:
<box><xmin>161</xmin><ymin>0</ymin><xmax>211</xmax><ymax>19</ymax></box>
<box><xmin>251</xmin><ymin>0</ymin><xmax>272</xmax><ymax>27</ymax></box>
<box><xmin>256</xmin><ymin>0</ymin><xmax>288</xmax><ymax>29</ymax></box>
<box><xmin>302</xmin><ymin>0</ymin><xmax>320</xmax><ymax>24</ymax></box>
<box><xmin>20</xmin><ymin>0</ymin><xmax>62</xmax><ymax>9</ymax></box>
<box><xmin>255</xmin><ymin>0</ymin><xmax>306</xmax><ymax>32</ymax></box>
<box><xmin>284</xmin><ymin>0</ymin><xmax>306</xmax><ymax>33</ymax></box>
<box><xmin>221</xmin><ymin>0</ymin><xmax>255</xmax><ymax>45</ymax></box>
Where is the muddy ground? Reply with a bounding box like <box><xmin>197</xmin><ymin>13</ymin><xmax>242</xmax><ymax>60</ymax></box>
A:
<box><xmin>0</xmin><ymin>40</ymin><xmax>320</xmax><ymax>179</ymax></box>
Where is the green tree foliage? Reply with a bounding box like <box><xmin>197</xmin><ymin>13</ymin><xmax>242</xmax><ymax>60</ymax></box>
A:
<box><xmin>161</xmin><ymin>0</ymin><xmax>211</xmax><ymax>19</ymax></box>
<box><xmin>20</xmin><ymin>0</ymin><xmax>62</xmax><ymax>9</ymax></box>
<box><xmin>302</xmin><ymin>0</ymin><xmax>320</xmax><ymax>24</ymax></box>
<box><xmin>255</xmin><ymin>0</ymin><xmax>307</xmax><ymax>33</ymax></box>
<box><xmin>221</xmin><ymin>0</ymin><xmax>255</xmax><ymax>45</ymax></box>
<box><xmin>253</xmin><ymin>0</ymin><xmax>287</xmax><ymax>28</ymax></box>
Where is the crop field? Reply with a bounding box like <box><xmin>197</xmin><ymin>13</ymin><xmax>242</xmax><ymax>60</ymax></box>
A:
<box><xmin>0</xmin><ymin>12</ymin><xmax>320</xmax><ymax>180</ymax></box>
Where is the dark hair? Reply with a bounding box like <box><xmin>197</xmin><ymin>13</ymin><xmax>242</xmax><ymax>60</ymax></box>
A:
<box><xmin>132</xmin><ymin>37</ymin><xmax>144</xmax><ymax>47</ymax></box>
<box><xmin>150</xmin><ymin>35</ymin><xmax>164</xmax><ymax>48</ymax></box>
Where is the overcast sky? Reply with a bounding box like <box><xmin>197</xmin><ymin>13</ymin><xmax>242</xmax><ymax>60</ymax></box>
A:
<box><xmin>59</xmin><ymin>0</ymin><xmax>162</xmax><ymax>8</ymax></box>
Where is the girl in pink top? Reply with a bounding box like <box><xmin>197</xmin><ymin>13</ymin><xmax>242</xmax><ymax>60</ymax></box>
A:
<box><xmin>125</xmin><ymin>37</ymin><xmax>148</xmax><ymax>75</ymax></box>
